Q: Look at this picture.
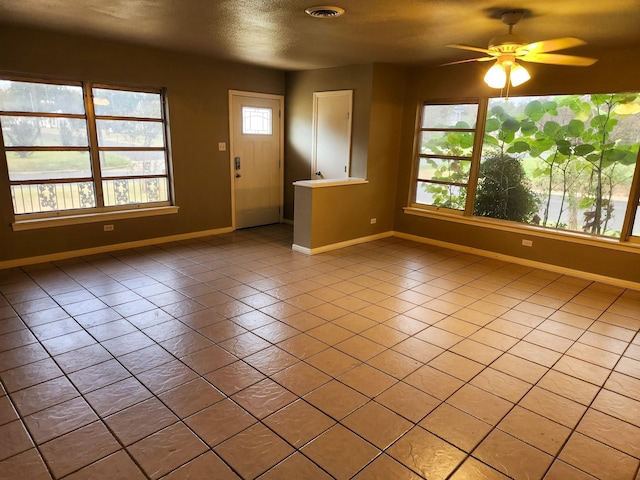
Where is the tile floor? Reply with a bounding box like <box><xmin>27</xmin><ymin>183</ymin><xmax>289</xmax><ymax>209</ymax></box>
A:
<box><xmin>1</xmin><ymin>224</ymin><xmax>639</xmax><ymax>480</ymax></box>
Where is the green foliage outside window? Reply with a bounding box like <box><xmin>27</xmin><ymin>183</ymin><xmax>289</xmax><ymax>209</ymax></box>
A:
<box><xmin>419</xmin><ymin>93</ymin><xmax>640</xmax><ymax>238</ymax></box>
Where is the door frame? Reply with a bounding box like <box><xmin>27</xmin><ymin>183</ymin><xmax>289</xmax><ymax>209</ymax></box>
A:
<box><xmin>311</xmin><ymin>89</ymin><xmax>353</xmax><ymax>179</ymax></box>
<box><xmin>228</xmin><ymin>90</ymin><xmax>285</xmax><ymax>230</ymax></box>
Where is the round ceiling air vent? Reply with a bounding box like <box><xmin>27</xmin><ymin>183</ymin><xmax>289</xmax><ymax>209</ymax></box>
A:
<box><xmin>305</xmin><ymin>6</ymin><xmax>345</xmax><ymax>18</ymax></box>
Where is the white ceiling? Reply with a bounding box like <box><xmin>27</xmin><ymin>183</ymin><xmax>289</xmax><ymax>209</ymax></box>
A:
<box><xmin>1</xmin><ymin>0</ymin><xmax>639</xmax><ymax>70</ymax></box>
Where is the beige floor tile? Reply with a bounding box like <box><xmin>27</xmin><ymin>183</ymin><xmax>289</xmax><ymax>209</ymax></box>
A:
<box><xmin>387</xmin><ymin>426</ymin><xmax>465</xmax><ymax>479</ymax></box>
<box><xmin>40</xmin><ymin>421</ymin><xmax>120</xmax><ymax>478</ymax></box>
<box><xmin>537</xmin><ymin>370</ymin><xmax>600</xmax><ymax>405</ymax></box>
<box><xmin>352</xmin><ymin>453</ymin><xmax>424</xmax><ymax>480</ymax></box>
<box><xmin>559</xmin><ymin>432</ymin><xmax>639</xmax><ymax>480</ymax></box>
<box><xmin>304</xmin><ymin>380</ymin><xmax>368</xmax><ymax>420</ymax></box>
<box><xmin>64</xmin><ymin>450</ymin><xmax>146</xmax><ymax>480</ymax></box>
<box><xmin>498</xmin><ymin>406</ymin><xmax>571</xmax><ymax>455</ymax></box>
<box><xmin>259</xmin><ymin>452</ymin><xmax>332</xmax><ymax>479</ymax></box>
<box><xmin>420</xmin><ymin>402</ymin><xmax>491</xmax><ymax>452</ymax></box>
<box><xmin>263</xmin><ymin>399</ymin><xmax>335</xmax><ymax>447</ymax></box>
<box><xmin>447</xmin><ymin>384</ymin><xmax>513</xmax><ymax>425</ymax></box>
<box><xmin>24</xmin><ymin>397</ymin><xmax>98</xmax><ymax>444</ymax></box>
<box><xmin>0</xmin><ymin>419</ymin><xmax>33</xmax><ymax>460</ymax></box>
<box><xmin>215</xmin><ymin>423</ymin><xmax>294</xmax><ymax>480</ymax></box>
<box><xmin>232</xmin><ymin>378</ymin><xmax>297</xmax><ymax>419</ymax></box>
<box><xmin>302</xmin><ymin>424</ymin><xmax>380</xmax><ymax>480</ymax></box>
<box><xmin>470</xmin><ymin>367</ymin><xmax>532</xmax><ymax>403</ymax></box>
<box><xmin>128</xmin><ymin>422</ymin><xmax>208</xmax><ymax>479</ymax></box>
<box><xmin>306</xmin><ymin>347</ymin><xmax>361</xmax><ymax>377</ymax></box>
<box><xmin>205</xmin><ymin>360</ymin><xmax>265</xmax><ymax>395</ymax></box>
<box><xmin>415</xmin><ymin>326</ymin><xmax>464</xmax><ymax>349</ymax></box>
<box><xmin>591</xmin><ymin>389</ymin><xmax>640</xmax><ymax>427</ymax></box>
<box><xmin>0</xmin><ymin>448</ymin><xmax>51</xmax><ymax>480</ymax></box>
<box><xmin>491</xmin><ymin>353</ymin><xmax>548</xmax><ymax>384</ymax></box>
<box><xmin>158</xmin><ymin>377</ymin><xmax>224</xmax><ymax>418</ymax></box>
<box><xmin>577</xmin><ymin>409</ymin><xmax>640</xmax><ymax>458</ymax></box>
<box><xmin>474</xmin><ymin>429</ymin><xmax>553</xmax><ymax>480</ymax></box>
<box><xmin>307</xmin><ymin>323</ymin><xmax>354</xmax><ymax>345</ymax></box>
<box><xmin>335</xmin><ymin>335</ymin><xmax>386</xmax><ymax>361</ymax></box>
<box><xmin>429</xmin><ymin>351</ymin><xmax>485</xmax><ymax>381</ymax></box>
<box><xmin>105</xmin><ymin>397</ymin><xmax>178</xmax><ymax>445</ymax></box>
<box><xmin>277</xmin><ymin>333</ymin><xmax>328</xmax><ymax>359</ymax></box>
<box><xmin>0</xmin><ymin>357</ymin><xmax>63</xmax><ymax>393</ymax></box>
<box><xmin>10</xmin><ymin>376</ymin><xmax>79</xmax><ymax>416</ymax></box>
<box><xmin>136</xmin><ymin>359</ymin><xmax>199</xmax><ymax>395</ymax></box>
<box><xmin>404</xmin><ymin>364</ymin><xmax>465</xmax><ymax>400</ymax></box>
<box><xmin>338</xmin><ymin>363</ymin><xmax>397</xmax><ymax>397</ymax></box>
<box><xmin>243</xmin><ymin>345</ymin><xmax>298</xmax><ymax>375</ymax></box>
<box><xmin>85</xmin><ymin>377</ymin><xmax>153</xmax><ymax>417</ymax></box>
<box><xmin>450</xmin><ymin>338</ymin><xmax>502</xmax><ymax>365</ymax></box>
<box><xmin>343</xmin><ymin>402</ymin><xmax>412</xmax><ymax>449</ymax></box>
<box><xmin>184</xmin><ymin>398</ymin><xmax>256</xmax><ymax>447</ymax></box>
<box><xmin>271</xmin><ymin>361</ymin><xmax>331</xmax><ymax>396</ymax></box>
<box><xmin>180</xmin><ymin>344</ymin><xmax>237</xmax><ymax>375</ymax></box>
<box><xmin>544</xmin><ymin>460</ymin><xmax>599</xmax><ymax>479</ymax></box>
<box><xmin>375</xmin><ymin>381</ymin><xmax>440</xmax><ymax>422</ymax></box>
<box><xmin>162</xmin><ymin>451</ymin><xmax>240</xmax><ymax>480</ymax></box>
<box><xmin>603</xmin><ymin>371</ymin><xmax>640</xmax><ymax>399</ymax></box>
<box><xmin>469</xmin><ymin>328</ymin><xmax>518</xmax><ymax>351</ymax></box>
<box><xmin>519</xmin><ymin>387</ymin><xmax>587</xmax><ymax>428</ymax></box>
<box><xmin>449</xmin><ymin>457</ymin><xmax>510</xmax><ymax>479</ymax></box>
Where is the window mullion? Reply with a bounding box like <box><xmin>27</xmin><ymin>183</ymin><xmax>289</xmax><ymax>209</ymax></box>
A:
<box><xmin>84</xmin><ymin>83</ymin><xmax>104</xmax><ymax>208</ymax></box>
<box><xmin>464</xmin><ymin>98</ymin><xmax>488</xmax><ymax>216</ymax></box>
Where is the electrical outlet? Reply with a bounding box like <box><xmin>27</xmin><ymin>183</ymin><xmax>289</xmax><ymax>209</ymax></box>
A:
<box><xmin>103</xmin><ymin>224</ymin><xmax>114</xmax><ymax>232</ymax></box>
<box><xmin>370</xmin><ymin>218</ymin><xmax>377</xmax><ymax>224</ymax></box>
<box><xmin>522</xmin><ymin>239</ymin><xmax>533</xmax><ymax>247</ymax></box>
<box><xmin>218</xmin><ymin>142</ymin><xmax>226</xmax><ymax>151</ymax></box>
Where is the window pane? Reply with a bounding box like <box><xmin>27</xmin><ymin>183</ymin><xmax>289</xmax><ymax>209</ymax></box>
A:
<box><xmin>422</xmin><ymin>104</ymin><xmax>477</xmax><ymax>129</ymax></box>
<box><xmin>242</xmin><ymin>107</ymin><xmax>272</xmax><ymax>135</ymax></box>
<box><xmin>418</xmin><ymin>157</ymin><xmax>470</xmax><ymax>183</ymax></box>
<box><xmin>96</xmin><ymin>119</ymin><xmax>164</xmax><ymax>147</ymax></box>
<box><xmin>1</xmin><ymin>116</ymin><xmax>88</xmax><ymax>147</ymax></box>
<box><xmin>416</xmin><ymin>181</ymin><xmax>466</xmax><ymax>210</ymax></box>
<box><xmin>0</xmin><ymin>80</ymin><xmax>84</xmax><ymax>114</ymax></box>
<box><xmin>103</xmin><ymin>177</ymin><xmax>168</xmax><ymax>206</ymax></box>
<box><xmin>100</xmin><ymin>151</ymin><xmax>167</xmax><ymax>177</ymax></box>
<box><xmin>93</xmin><ymin>89</ymin><xmax>162</xmax><ymax>119</ymax></box>
<box><xmin>11</xmin><ymin>182</ymin><xmax>95</xmax><ymax>214</ymax></box>
<box><xmin>6</xmin><ymin>151</ymin><xmax>92</xmax><ymax>181</ymax></box>
<box><xmin>419</xmin><ymin>131</ymin><xmax>474</xmax><ymax>156</ymax></box>
<box><xmin>477</xmin><ymin>94</ymin><xmax>640</xmax><ymax>236</ymax></box>
<box><xmin>633</xmin><ymin>206</ymin><xmax>640</xmax><ymax>237</ymax></box>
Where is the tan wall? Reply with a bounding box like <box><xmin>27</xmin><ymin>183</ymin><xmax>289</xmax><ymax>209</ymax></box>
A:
<box><xmin>284</xmin><ymin>63</ymin><xmax>405</xmax><ymax>246</ymax></box>
<box><xmin>0</xmin><ymin>26</ymin><xmax>284</xmax><ymax>263</ymax></box>
<box><xmin>393</xmin><ymin>47</ymin><xmax>640</xmax><ymax>283</ymax></box>
<box><xmin>283</xmin><ymin>64</ymin><xmax>374</xmax><ymax>220</ymax></box>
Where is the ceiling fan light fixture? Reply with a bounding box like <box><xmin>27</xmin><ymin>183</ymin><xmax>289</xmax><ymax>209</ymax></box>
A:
<box><xmin>484</xmin><ymin>63</ymin><xmax>507</xmax><ymax>89</ymax></box>
<box><xmin>510</xmin><ymin>63</ymin><xmax>530</xmax><ymax>86</ymax></box>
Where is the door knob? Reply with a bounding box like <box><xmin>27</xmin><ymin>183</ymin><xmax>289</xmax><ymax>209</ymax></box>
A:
<box><xmin>235</xmin><ymin>173</ymin><xmax>241</xmax><ymax>178</ymax></box>
<box><xmin>315</xmin><ymin>171</ymin><xmax>322</xmax><ymax>176</ymax></box>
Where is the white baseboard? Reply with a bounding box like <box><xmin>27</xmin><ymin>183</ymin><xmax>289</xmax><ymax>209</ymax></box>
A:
<box><xmin>292</xmin><ymin>231</ymin><xmax>394</xmax><ymax>255</ymax></box>
<box><xmin>0</xmin><ymin>226</ymin><xmax>234</xmax><ymax>270</ymax></box>
<box><xmin>394</xmin><ymin>231</ymin><xmax>640</xmax><ymax>291</ymax></box>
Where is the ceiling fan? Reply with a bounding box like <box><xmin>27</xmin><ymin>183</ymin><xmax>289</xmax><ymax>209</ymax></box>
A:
<box><xmin>444</xmin><ymin>11</ymin><xmax>598</xmax><ymax>90</ymax></box>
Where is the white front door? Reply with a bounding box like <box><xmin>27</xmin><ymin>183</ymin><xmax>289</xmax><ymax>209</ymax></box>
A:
<box><xmin>229</xmin><ymin>91</ymin><xmax>283</xmax><ymax>229</ymax></box>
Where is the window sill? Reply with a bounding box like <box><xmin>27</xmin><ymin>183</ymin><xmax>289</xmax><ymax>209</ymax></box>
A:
<box><xmin>403</xmin><ymin>206</ymin><xmax>640</xmax><ymax>253</ymax></box>
<box><xmin>293</xmin><ymin>178</ymin><xmax>368</xmax><ymax>188</ymax></box>
<box><xmin>12</xmin><ymin>206</ymin><xmax>180</xmax><ymax>231</ymax></box>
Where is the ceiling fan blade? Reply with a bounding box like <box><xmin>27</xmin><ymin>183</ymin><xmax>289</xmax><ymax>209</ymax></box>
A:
<box><xmin>517</xmin><ymin>37</ymin><xmax>587</xmax><ymax>55</ymax></box>
<box><xmin>441</xmin><ymin>57</ymin><xmax>495</xmax><ymax>66</ymax></box>
<box><xmin>447</xmin><ymin>44</ymin><xmax>497</xmax><ymax>55</ymax></box>
<box><xmin>520</xmin><ymin>52</ymin><xmax>598</xmax><ymax>66</ymax></box>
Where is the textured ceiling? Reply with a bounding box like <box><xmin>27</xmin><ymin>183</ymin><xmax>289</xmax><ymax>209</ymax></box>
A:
<box><xmin>0</xmin><ymin>0</ymin><xmax>639</xmax><ymax>70</ymax></box>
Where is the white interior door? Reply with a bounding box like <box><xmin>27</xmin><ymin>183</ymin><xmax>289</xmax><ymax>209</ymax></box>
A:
<box><xmin>312</xmin><ymin>90</ymin><xmax>353</xmax><ymax>179</ymax></box>
<box><xmin>230</xmin><ymin>91</ymin><xmax>283</xmax><ymax>229</ymax></box>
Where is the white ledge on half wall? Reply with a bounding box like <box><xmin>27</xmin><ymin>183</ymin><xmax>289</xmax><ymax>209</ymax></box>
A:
<box><xmin>293</xmin><ymin>177</ymin><xmax>368</xmax><ymax>188</ymax></box>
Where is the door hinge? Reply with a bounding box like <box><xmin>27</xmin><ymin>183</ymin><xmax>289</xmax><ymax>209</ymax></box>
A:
<box><xmin>346</xmin><ymin>111</ymin><xmax>350</xmax><ymax>120</ymax></box>
<box><xmin>279</xmin><ymin>110</ymin><xmax>281</xmax><ymax>118</ymax></box>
